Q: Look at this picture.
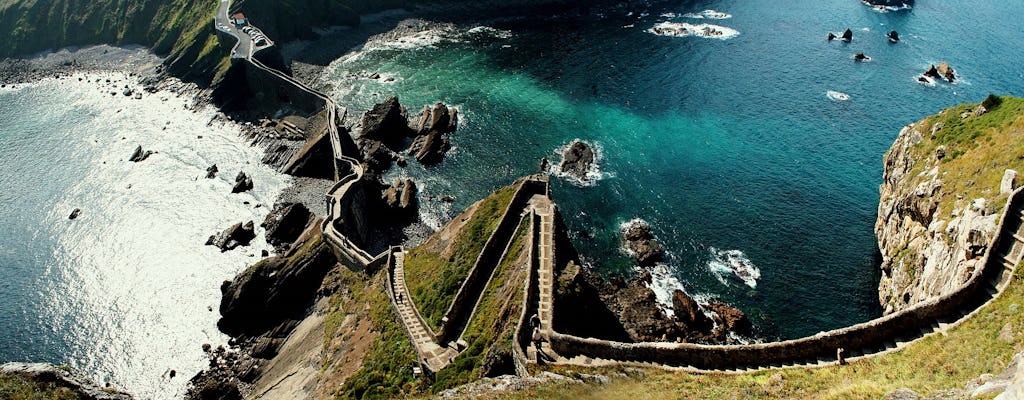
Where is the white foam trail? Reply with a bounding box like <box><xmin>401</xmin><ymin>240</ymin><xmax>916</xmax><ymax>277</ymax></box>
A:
<box><xmin>467</xmin><ymin>26</ymin><xmax>513</xmax><ymax>39</ymax></box>
<box><xmin>826</xmin><ymin>90</ymin><xmax>851</xmax><ymax>101</ymax></box>
<box><xmin>682</xmin><ymin>9</ymin><xmax>733</xmax><ymax>19</ymax></box>
<box><xmin>708</xmin><ymin>247</ymin><xmax>760</xmax><ymax>288</ymax></box>
<box><xmin>647</xmin><ymin>22</ymin><xmax>740</xmax><ymax>40</ymax></box>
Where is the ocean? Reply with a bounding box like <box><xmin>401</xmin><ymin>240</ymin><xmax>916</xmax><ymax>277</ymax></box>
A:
<box><xmin>319</xmin><ymin>0</ymin><xmax>1024</xmax><ymax>339</ymax></box>
<box><xmin>1</xmin><ymin>0</ymin><xmax>1023</xmax><ymax>398</ymax></box>
<box><xmin>0</xmin><ymin>72</ymin><xmax>289</xmax><ymax>398</ymax></box>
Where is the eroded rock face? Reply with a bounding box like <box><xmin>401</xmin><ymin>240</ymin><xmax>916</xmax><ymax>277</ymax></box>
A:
<box><xmin>381</xmin><ymin>178</ymin><xmax>418</xmax><ymax>221</ymax></box>
<box><xmin>217</xmin><ymin>232</ymin><xmax>337</xmax><ymax>337</ymax></box>
<box><xmin>875</xmin><ymin>123</ymin><xmax>999</xmax><ymax>314</ymax></box>
<box><xmin>407</xmin><ymin>102</ymin><xmax>457</xmax><ymax>164</ymax></box>
<box><xmin>359</xmin><ymin>95</ymin><xmax>409</xmax><ymax>145</ymax></box>
<box><xmin>559</xmin><ymin>141</ymin><xmax>595</xmax><ymax>182</ymax></box>
<box><xmin>206</xmin><ymin>221</ymin><xmax>256</xmax><ymax>252</ymax></box>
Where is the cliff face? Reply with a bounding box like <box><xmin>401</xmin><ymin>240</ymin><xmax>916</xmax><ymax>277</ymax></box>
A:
<box><xmin>876</xmin><ymin>96</ymin><xmax>1024</xmax><ymax>314</ymax></box>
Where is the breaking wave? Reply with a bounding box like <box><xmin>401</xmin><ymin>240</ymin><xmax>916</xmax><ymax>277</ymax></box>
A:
<box><xmin>647</xmin><ymin>22</ymin><xmax>740</xmax><ymax>40</ymax></box>
<box><xmin>708</xmin><ymin>247</ymin><xmax>761</xmax><ymax>288</ymax></box>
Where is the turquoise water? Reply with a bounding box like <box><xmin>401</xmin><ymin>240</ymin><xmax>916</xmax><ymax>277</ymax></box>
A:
<box><xmin>0</xmin><ymin>74</ymin><xmax>289</xmax><ymax>398</ymax></box>
<box><xmin>324</xmin><ymin>0</ymin><xmax>1024</xmax><ymax>338</ymax></box>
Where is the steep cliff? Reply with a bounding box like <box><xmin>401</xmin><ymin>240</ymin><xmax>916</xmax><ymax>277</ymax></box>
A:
<box><xmin>876</xmin><ymin>95</ymin><xmax>1024</xmax><ymax>314</ymax></box>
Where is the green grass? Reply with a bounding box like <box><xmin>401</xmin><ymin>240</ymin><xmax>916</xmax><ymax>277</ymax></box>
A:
<box><xmin>905</xmin><ymin>96</ymin><xmax>1024</xmax><ymax>216</ymax></box>
<box><xmin>404</xmin><ymin>184</ymin><xmax>518</xmax><ymax>331</ymax></box>
<box><xmin>334</xmin><ymin>272</ymin><xmax>423</xmax><ymax>400</ymax></box>
<box><xmin>0</xmin><ymin>374</ymin><xmax>77</xmax><ymax>400</ymax></box>
<box><xmin>432</xmin><ymin>215</ymin><xmax>531</xmax><ymax>391</ymax></box>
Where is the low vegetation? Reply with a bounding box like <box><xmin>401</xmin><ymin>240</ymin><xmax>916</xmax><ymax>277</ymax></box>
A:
<box><xmin>403</xmin><ymin>184</ymin><xmax>518</xmax><ymax>330</ymax></box>
<box><xmin>327</xmin><ymin>269</ymin><xmax>422</xmax><ymax>400</ymax></box>
<box><xmin>907</xmin><ymin>95</ymin><xmax>1024</xmax><ymax>214</ymax></box>
<box><xmin>432</xmin><ymin>216</ymin><xmax>531</xmax><ymax>391</ymax></box>
<box><xmin>0</xmin><ymin>374</ymin><xmax>76</xmax><ymax>400</ymax></box>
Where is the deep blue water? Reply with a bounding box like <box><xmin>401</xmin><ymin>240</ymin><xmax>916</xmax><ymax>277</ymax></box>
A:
<box><xmin>324</xmin><ymin>0</ymin><xmax>1024</xmax><ymax>339</ymax></box>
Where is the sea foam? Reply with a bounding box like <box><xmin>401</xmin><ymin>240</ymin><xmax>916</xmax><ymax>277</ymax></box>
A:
<box><xmin>708</xmin><ymin>247</ymin><xmax>761</xmax><ymax>288</ymax></box>
<box><xmin>548</xmin><ymin>139</ymin><xmax>608</xmax><ymax>187</ymax></box>
<box><xmin>647</xmin><ymin>22</ymin><xmax>740</xmax><ymax>40</ymax></box>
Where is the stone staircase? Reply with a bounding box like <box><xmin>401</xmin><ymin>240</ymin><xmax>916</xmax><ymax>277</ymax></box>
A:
<box><xmin>390</xmin><ymin>251</ymin><xmax>457</xmax><ymax>371</ymax></box>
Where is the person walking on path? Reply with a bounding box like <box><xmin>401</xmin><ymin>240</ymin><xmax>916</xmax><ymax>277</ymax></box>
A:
<box><xmin>529</xmin><ymin>313</ymin><xmax>540</xmax><ymax>330</ymax></box>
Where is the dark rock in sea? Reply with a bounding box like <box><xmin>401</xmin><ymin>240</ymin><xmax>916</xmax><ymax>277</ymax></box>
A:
<box><xmin>888</xmin><ymin>30</ymin><xmax>900</xmax><ymax>42</ymax></box>
<box><xmin>917</xmin><ymin>76</ymin><xmax>930</xmax><ymax>84</ymax></box>
<box><xmin>841</xmin><ymin>28</ymin><xmax>853</xmax><ymax>42</ymax></box>
<box><xmin>936</xmin><ymin>62</ymin><xmax>956</xmax><ymax>82</ymax></box>
<box><xmin>231</xmin><ymin>171</ymin><xmax>253</xmax><ymax>193</ymax></box>
<box><xmin>407</xmin><ymin>129</ymin><xmax>451</xmax><ymax>164</ymax></box>
<box><xmin>404</xmin><ymin>102</ymin><xmax>458</xmax><ymax>165</ymax></box>
<box><xmin>261</xmin><ymin>202</ymin><xmax>311</xmax><ymax>250</ymax></box>
<box><xmin>708</xmin><ymin>302</ymin><xmax>753</xmax><ymax>336</ymax></box>
<box><xmin>539</xmin><ymin>157</ymin><xmax>550</xmax><ymax>172</ymax></box>
<box><xmin>185</xmin><ymin>369</ymin><xmax>241</xmax><ymax>400</ymax></box>
<box><xmin>559</xmin><ymin>140</ymin><xmax>596</xmax><ymax>182</ymax></box>
<box><xmin>827</xmin><ymin>32</ymin><xmax>836</xmax><ymax>41</ymax></box>
<box><xmin>69</xmin><ymin>208</ymin><xmax>82</xmax><ymax>220</ymax></box>
<box><xmin>206</xmin><ymin>221</ymin><xmax>256</xmax><ymax>252</ymax></box>
<box><xmin>217</xmin><ymin>230</ymin><xmax>337</xmax><ymax>337</ymax></box>
<box><xmin>672</xmin><ymin>289</ymin><xmax>713</xmax><ymax>332</ymax></box>
<box><xmin>854</xmin><ymin>52</ymin><xmax>870</xmax><ymax>62</ymax></box>
<box><xmin>0</xmin><ymin>362</ymin><xmax>132</xmax><ymax>400</ymax></box>
<box><xmin>359</xmin><ymin>95</ymin><xmax>410</xmax><ymax>147</ymax></box>
<box><xmin>360</xmin><ymin>139</ymin><xmax>396</xmax><ymax>173</ymax></box>
<box><xmin>864</xmin><ymin>0</ymin><xmax>913</xmax><ymax>6</ymax></box>
<box><xmin>206</xmin><ymin>164</ymin><xmax>218</xmax><ymax>179</ymax></box>
<box><xmin>128</xmin><ymin>145</ymin><xmax>154</xmax><ymax>162</ymax></box>
<box><xmin>621</xmin><ymin>219</ymin><xmax>664</xmax><ymax>266</ymax></box>
<box><xmin>440</xmin><ymin>195</ymin><xmax>455</xmax><ymax>203</ymax></box>
<box><xmin>122</xmin><ymin>88</ymin><xmax>132</xmax><ymax>96</ymax></box>
<box><xmin>923</xmin><ymin>64</ymin><xmax>941</xmax><ymax>80</ymax></box>
<box><xmin>381</xmin><ymin>178</ymin><xmax>418</xmax><ymax>221</ymax></box>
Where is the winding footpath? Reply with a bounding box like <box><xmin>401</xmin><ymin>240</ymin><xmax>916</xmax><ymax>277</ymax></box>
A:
<box><xmin>213</xmin><ymin>1</ymin><xmax>1024</xmax><ymax>376</ymax></box>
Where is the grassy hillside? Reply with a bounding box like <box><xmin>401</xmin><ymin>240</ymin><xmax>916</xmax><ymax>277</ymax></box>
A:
<box><xmin>403</xmin><ymin>184</ymin><xmax>518</xmax><ymax>330</ymax></box>
<box><xmin>902</xmin><ymin>95</ymin><xmax>1024</xmax><ymax>214</ymax></box>
<box><xmin>0</xmin><ymin>0</ymin><xmax>411</xmax><ymax>85</ymax></box>
<box><xmin>0</xmin><ymin>374</ymin><xmax>76</xmax><ymax>400</ymax></box>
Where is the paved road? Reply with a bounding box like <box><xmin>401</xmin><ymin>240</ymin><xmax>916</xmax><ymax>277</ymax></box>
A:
<box><xmin>215</xmin><ymin>0</ymin><xmax>273</xmax><ymax>59</ymax></box>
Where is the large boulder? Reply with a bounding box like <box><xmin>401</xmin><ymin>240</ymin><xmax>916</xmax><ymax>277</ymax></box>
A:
<box><xmin>129</xmin><ymin>145</ymin><xmax>153</xmax><ymax>162</ymax></box>
<box><xmin>381</xmin><ymin>178</ymin><xmax>418</xmax><ymax>221</ymax></box>
<box><xmin>936</xmin><ymin>62</ymin><xmax>956</xmax><ymax>82</ymax></box>
<box><xmin>407</xmin><ymin>129</ymin><xmax>451</xmax><ymax>164</ymax></box>
<box><xmin>359</xmin><ymin>95</ymin><xmax>410</xmax><ymax>146</ymax></box>
<box><xmin>559</xmin><ymin>141</ymin><xmax>596</xmax><ymax>182</ymax></box>
<box><xmin>206</xmin><ymin>221</ymin><xmax>256</xmax><ymax>252</ymax></box>
<box><xmin>409</xmin><ymin>102</ymin><xmax>458</xmax><ymax>136</ymax></box>
<box><xmin>218</xmin><ymin>232</ymin><xmax>337</xmax><ymax>337</ymax></box>
<box><xmin>672</xmin><ymin>289</ymin><xmax>713</xmax><ymax>332</ymax></box>
<box><xmin>1002</xmin><ymin>169</ymin><xmax>1019</xmax><ymax>195</ymax></box>
<box><xmin>708</xmin><ymin>302</ymin><xmax>753</xmax><ymax>336</ymax></box>
<box><xmin>261</xmin><ymin>203</ymin><xmax>311</xmax><ymax>250</ymax></box>
<box><xmin>621</xmin><ymin>219</ymin><xmax>664</xmax><ymax>266</ymax></box>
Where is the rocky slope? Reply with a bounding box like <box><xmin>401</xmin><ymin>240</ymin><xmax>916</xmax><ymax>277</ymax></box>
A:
<box><xmin>876</xmin><ymin>95</ymin><xmax>1024</xmax><ymax>314</ymax></box>
<box><xmin>0</xmin><ymin>363</ymin><xmax>132</xmax><ymax>400</ymax></box>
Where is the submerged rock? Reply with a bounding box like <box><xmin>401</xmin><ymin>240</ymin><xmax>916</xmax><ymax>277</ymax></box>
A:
<box><xmin>206</xmin><ymin>221</ymin><xmax>256</xmax><ymax>252</ymax></box>
<box><xmin>888</xmin><ymin>30</ymin><xmax>900</xmax><ymax>42</ymax></box>
<box><xmin>854</xmin><ymin>52</ymin><xmax>870</xmax><ymax>62</ymax></box>
<box><xmin>68</xmin><ymin>208</ymin><xmax>82</xmax><ymax>220</ymax></box>
<box><xmin>206</xmin><ymin>164</ymin><xmax>218</xmax><ymax>179</ymax></box>
<box><xmin>559</xmin><ymin>141</ymin><xmax>596</xmax><ymax>182</ymax></box>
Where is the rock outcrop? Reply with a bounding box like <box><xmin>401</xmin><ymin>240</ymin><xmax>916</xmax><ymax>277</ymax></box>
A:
<box><xmin>206</xmin><ymin>221</ymin><xmax>256</xmax><ymax>252</ymax></box>
<box><xmin>840</xmin><ymin>28</ymin><xmax>852</xmax><ymax>42</ymax></box>
<box><xmin>261</xmin><ymin>203</ymin><xmax>312</xmax><ymax>251</ymax></box>
<box><xmin>231</xmin><ymin>171</ymin><xmax>253</xmax><ymax>193</ymax></box>
<box><xmin>558</xmin><ymin>140</ymin><xmax>597</xmax><ymax>183</ymax></box>
<box><xmin>407</xmin><ymin>102</ymin><xmax>458</xmax><ymax>165</ymax></box>
<box><xmin>128</xmin><ymin>145</ymin><xmax>153</xmax><ymax>162</ymax></box>
<box><xmin>874</xmin><ymin>98</ymin><xmax>1021</xmax><ymax>314</ymax></box>
<box><xmin>0</xmin><ymin>362</ymin><xmax>132</xmax><ymax>400</ymax></box>
<box><xmin>217</xmin><ymin>230</ymin><xmax>336</xmax><ymax>337</ymax></box>
<box><xmin>381</xmin><ymin>178</ymin><xmax>418</xmax><ymax>221</ymax></box>
<box><xmin>924</xmin><ymin>62</ymin><xmax>956</xmax><ymax>83</ymax></box>
<box><xmin>359</xmin><ymin>95</ymin><xmax>410</xmax><ymax>147</ymax></box>
<box><xmin>621</xmin><ymin>219</ymin><xmax>664</xmax><ymax>266</ymax></box>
